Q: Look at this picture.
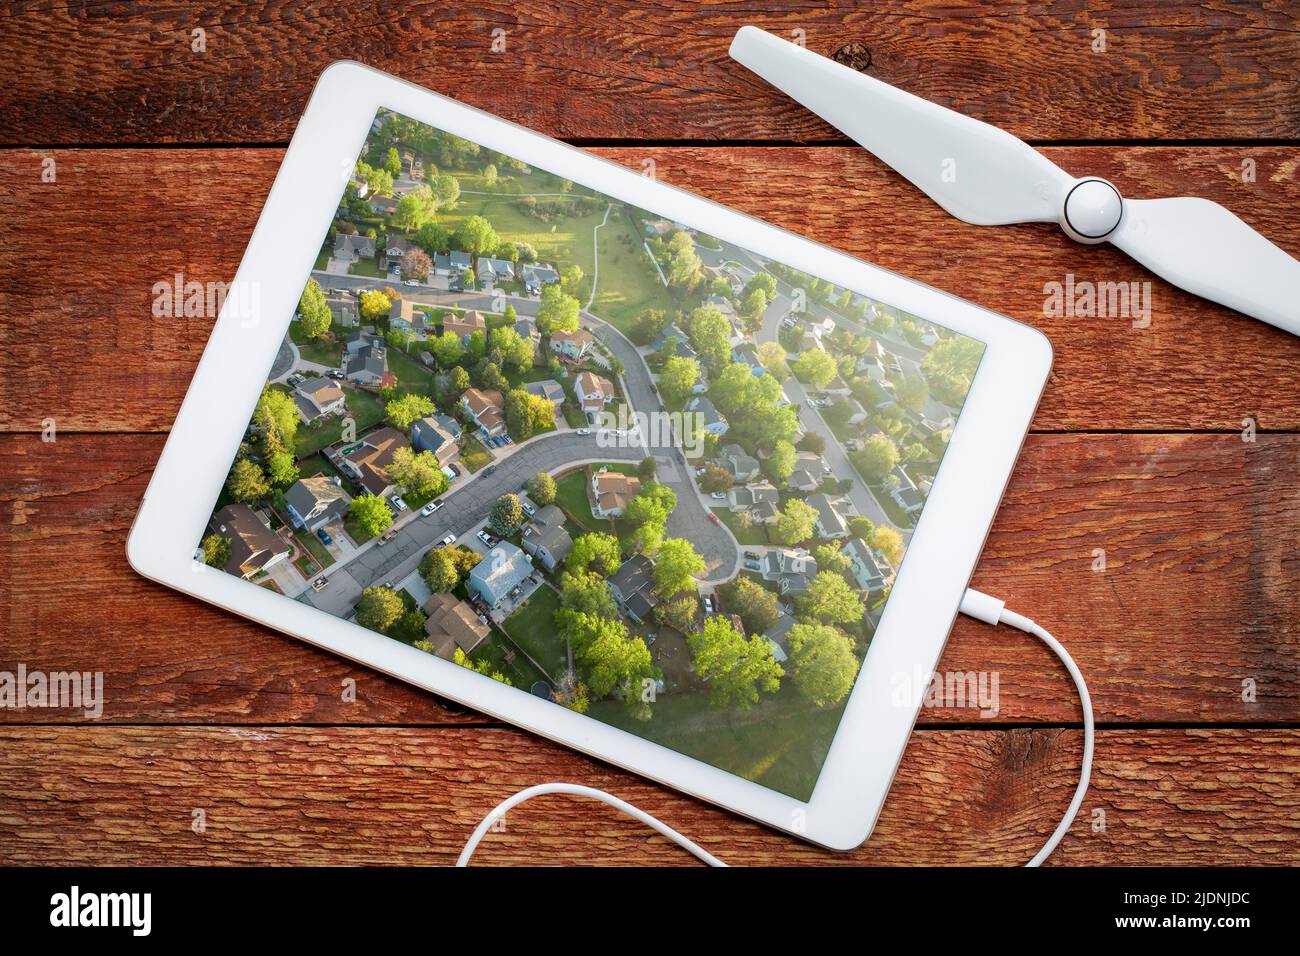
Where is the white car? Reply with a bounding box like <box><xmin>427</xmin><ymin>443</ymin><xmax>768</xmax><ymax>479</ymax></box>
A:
<box><xmin>390</xmin><ymin>496</ymin><xmax>408</xmax><ymax>512</ymax></box>
<box><xmin>575</xmin><ymin>428</ymin><xmax>591</xmax><ymax>436</ymax></box>
<box><xmin>439</xmin><ymin>533</ymin><xmax>457</xmax><ymax>546</ymax></box>
<box><xmin>521</xmin><ymin>501</ymin><xmax>536</xmax><ymax>517</ymax></box>
<box><xmin>421</xmin><ymin>500</ymin><xmax>442</xmax><ymax>516</ymax></box>
<box><xmin>403</xmin><ymin>279</ymin><xmax>419</xmax><ymax>287</ymax></box>
<box><xmin>477</xmin><ymin>529</ymin><xmax>495</xmax><ymax>546</ymax></box>
<box><xmin>710</xmin><ymin>492</ymin><xmax>727</xmax><ymax>500</ymax></box>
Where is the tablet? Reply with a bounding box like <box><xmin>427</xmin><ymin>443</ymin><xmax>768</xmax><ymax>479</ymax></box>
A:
<box><xmin>128</xmin><ymin>61</ymin><xmax>1051</xmax><ymax>851</ymax></box>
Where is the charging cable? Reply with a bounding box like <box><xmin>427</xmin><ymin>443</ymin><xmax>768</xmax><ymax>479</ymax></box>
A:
<box><xmin>458</xmin><ymin>588</ymin><xmax>1093</xmax><ymax>867</ymax></box>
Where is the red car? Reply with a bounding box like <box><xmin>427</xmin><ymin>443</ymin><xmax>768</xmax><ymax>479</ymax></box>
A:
<box><xmin>707</xmin><ymin>512</ymin><xmax>721</xmax><ymax>525</ymax></box>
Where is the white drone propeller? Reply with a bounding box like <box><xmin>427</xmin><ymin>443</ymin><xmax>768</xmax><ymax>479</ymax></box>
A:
<box><xmin>729</xmin><ymin>25</ymin><xmax>1300</xmax><ymax>337</ymax></box>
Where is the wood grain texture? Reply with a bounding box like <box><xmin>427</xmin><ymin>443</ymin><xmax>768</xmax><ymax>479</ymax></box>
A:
<box><xmin>2</xmin><ymin>145</ymin><xmax>1299</xmax><ymax>433</ymax></box>
<box><xmin>0</xmin><ymin>726</ymin><xmax>1294</xmax><ymax>866</ymax></box>
<box><xmin>2</xmin><ymin>2</ymin><xmax>1299</xmax><ymax>144</ymax></box>
<box><xmin>3</xmin><ymin>432</ymin><xmax>1296</xmax><ymax>725</ymax></box>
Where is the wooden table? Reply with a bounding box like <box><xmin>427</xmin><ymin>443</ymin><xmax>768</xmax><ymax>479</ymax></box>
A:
<box><xmin>1</xmin><ymin>2</ymin><xmax>1297</xmax><ymax>867</ymax></box>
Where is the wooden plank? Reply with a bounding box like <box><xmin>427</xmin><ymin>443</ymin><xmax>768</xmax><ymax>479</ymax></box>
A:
<box><xmin>3</xmin><ymin>432</ymin><xmax>1296</xmax><ymax>725</ymax></box>
<box><xmin>2</xmin><ymin>145</ymin><xmax>1299</xmax><ymax>433</ymax></box>
<box><xmin>0</xmin><ymin>726</ymin><xmax>1294</xmax><ymax>866</ymax></box>
<box><xmin>2</xmin><ymin>2</ymin><xmax>1299</xmax><ymax>144</ymax></box>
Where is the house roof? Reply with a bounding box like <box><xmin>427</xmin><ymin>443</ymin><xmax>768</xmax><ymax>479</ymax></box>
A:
<box><xmin>444</xmin><ymin>309</ymin><xmax>486</xmax><ymax>338</ymax></box>
<box><xmin>689</xmin><ymin>395</ymin><xmax>725</xmax><ymax>427</ymax></box>
<box><xmin>721</xmin><ymin>444</ymin><xmax>759</xmax><ymax>478</ymax></box>
<box><xmin>342</xmin><ymin>426</ymin><xmax>408</xmax><ymax>495</ymax></box>
<box><xmin>807</xmin><ymin>493</ymin><xmax>848</xmax><ymax>536</ymax></box>
<box><xmin>284</xmin><ymin>475</ymin><xmax>348</xmax><ymax>522</ymax></box>
<box><xmin>332</xmin><ymin>233</ymin><xmax>376</xmax><ymax>258</ymax></box>
<box><xmin>411</xmin><ymin>415</ymin><xmax>456</xmax><ymax>454</ymax></box>
<box><xmin>751</xmin><ymin>500</ymin><xmax>780</xmax><ymax>521</ymax></box>
<box><xmin>209</xmin><ymin>503</ymin><xmax>289</xmax><ymax>578</ymax></box>
<box><xmin>469</xmin><ymin>542</ymin><xmax>533</xmax><ymax>604</ymax></box>
<box><xmin>593</xmin><ymin>470</ymin><xmax>641</xmax><ymax>513</ymax></box>
<box><xmin>575</xmin><ymin>371</ymin><xmax>614</xmax><ymax>402</ymax></box>
<box><xmin>297</xmin><ymin>376</ymin><xmax>343</xmax><ymax>407</ymax></box>
<box><xmin>551</xmin><ymin>328</ymin><xmax>594</xmax><ymax>351</ymax></box>
<box><xmin>421</xmin><ymin>592</ymin><xmax>489</xmax><ymax>660</ymax></box>
<box><xmin>433</xmin><ymin>413</ymin><xmax>462</xmax><ymax>438</ymax></box>
<box><xmin>610</xmin><ymin>554</ymin><xmax>656</xmax><ymax>607</ymax></box>
<box><xmin>525</xmin><ymin>379</ymin><xmax>566</xmax><ymax>404</ymax></box>
<box><xmin>532</xmin><ymin>504</ymin><xmax>564</xmax><ymax>527</ymax></box>
<box><xmin>523</xmin><ymin>522</ymin><xmax>573</xmax><ymax>564</ymax></box>
<box><xmin>346</xmin><ymin>342</ymin><xmax>387</xmax><ymax>379</ymax></box>
<box><xmin>382</xmin><ymin>235</ymin><xmax>410</xmax><ymax>256</ymax></box>
<box><xmin>462</xmin><ymin>387</ymin><xmax>503</xmax><ymax>418</ymax></box>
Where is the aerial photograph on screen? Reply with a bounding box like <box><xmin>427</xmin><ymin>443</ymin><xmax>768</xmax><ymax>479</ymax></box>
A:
<box><xmin>196</xmin><ymin>107</ymin><xmax>983</xmax><ymax>800</ymax></box>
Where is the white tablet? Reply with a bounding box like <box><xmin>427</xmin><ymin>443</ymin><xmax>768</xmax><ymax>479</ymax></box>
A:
<box><xmin>128</xmin><ymin>62</ymin><xmax>1051</xmax><ymax>851</ymax></box>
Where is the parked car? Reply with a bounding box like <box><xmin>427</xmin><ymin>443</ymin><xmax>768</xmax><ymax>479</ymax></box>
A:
<box><xmin>315</xmin><ymin>528</ymin><xmax>333</xmax><ymax>546</ymax></box>
<box><xmin>421</xmin><ymin>500</ymin><xmax>442</xmax><ymax>516</ymax></box>
<box><xmin>326</xmin><ymin>369</ymin><xmax>344</xmax><ymax>380</ymax></box>
<box><xmin>311</xmin><ymin>576</ymin><xmax>329</xmax><ymax>592</ymax></box>
<box><xmin>707</xmin><ymin>512</ymin><xmax>721</xmax><ymax>525</ymax></box>
<box><xmin>575</xmin><ymin>429</ymin><xmax>591</xmax><ymax>436</ymax></box>
<box><xmin>744</xmin><ymin>551</ymin><xmax>762</xmax><ymax>561</ymax></box>
<box><xmin>477</xmin><ymin>530</ymin><xmax>495</xmax><ymax>546</ymax></box>
<box><xmin>483</xmin><ymin>466</ymin><xmax>497</xmax><ymax>477</ymax></box>
<box><xmin>440</xmin><ymin>533</ymin><xmax>457</xmax><ymax>546</ymax></box>
<box><xmin>403</xmin><ymin>279</ymin><xmax>419</xmax><ymax>287</ymax></box>
<box><xmin>390</xmin><ymin>496</ymin><xmax>408</xmax><ymax>512</ymax></box>
<box><xmin>448</xmin><ymin>463</ymin><xmax>461</xmax><ymax>476</ymax></box>
<box><xmin>521</xmin><ymin>500</ymin><xmax>536</xmax><ymax>517</ymax></box>
<box><xmin>710</xmin><ymin>492</ymin><xmax>727</xmax><ymax>500</ymax></box>
<box><xmin>376</xmin><ymin>529</ymin><xmax>398</xmax><ymax>546</ymax></box>
<box><xmin>702</xmin><ymin>593</ymin><xmax>717</xmax><ymax>613</ymax></box>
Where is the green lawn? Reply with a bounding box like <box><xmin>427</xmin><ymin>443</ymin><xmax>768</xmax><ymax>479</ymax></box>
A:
<box><xmin>587</xmin><ymin>682</ymin><xmax>850</xmax><ymax>803</ymax></box>
<box><xmin>293</xmin><ymin>527</ymin><xmax>336</xmax><ymax>571</ymax></box>
<box><xmin>288</xmin><ymin>320</ymin><xmax>345</xmax><ymax>367</ymax></box>
<box><xmin>553</xmin><ymin>470</ymin><xmax>604</xmax><ymax>535</ymax></box>
<box><xmin>500</xmin><ymin>586</ymin><xmax>567</xmax><ymax>682</ymax></box>
<box><xmin>459</xmin><ymin>435</ymin><xmax>495</xmax><ymax>473</ymax></box>
<box><xmin>348</xmin><ymin>258</ymin><xmax>386</xmax><ymax>278</ymax></box>
<box><xmin>589</xmin><ymin>209</ymin><xmax>670</xmax><ymax>335</ymax></box>
<box><xmin>469</xmin><ymin>633</ymin><xmax>548</xmax><ymax>690</ymax></box>
<box><xmin>434</xmin><ymin>195</ymin><xmax>604</xmax><ymax>280</ymax></box>
<box><xmin>711</xmin><ymin>506</ymin><xmax>770</xmax><ymax>546</ymax></box>
<box><xmin>292</xmin><ymin>386</ymin><xmax>386</xmax><ymax>460</ymax></box>
<box><xmin>385</xmin><ymin>346</ymin><xmax>436</xmax><ymax>395</ymax></box>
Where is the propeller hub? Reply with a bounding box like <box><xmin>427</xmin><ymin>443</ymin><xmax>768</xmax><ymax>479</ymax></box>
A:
<box><xmin>1061</xmin><ymin>178</ymin><xmax>1123</xmax><ymax>245</ymax></box>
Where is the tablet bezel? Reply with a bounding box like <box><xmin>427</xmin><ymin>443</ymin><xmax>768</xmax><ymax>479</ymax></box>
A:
<box><xmin>127</xmin><ymin>61</ymin><xmax>1052</xmax><ymax>851</ymax></box>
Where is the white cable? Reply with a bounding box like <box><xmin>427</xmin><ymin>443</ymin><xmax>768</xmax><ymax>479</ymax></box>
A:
<box><xmin>456</xmin><ymin>782</ymin><xmax>727</xmax><ymax>866</ymax></box>
<box><xmin>458</xmin><ymin>590</ymin><xmax>1092</xmax><ymax>867</ymax></box>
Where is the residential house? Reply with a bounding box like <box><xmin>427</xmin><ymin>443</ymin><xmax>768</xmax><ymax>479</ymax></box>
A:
<box><xmin>410</xmin><ymin>415</ymin><xmax>460</xmax><ymax>464</ymax></box>
<box><xmin>808</xmin><ymin>492</ymin><xmax>850</xmax><ymax>539</ymax></box>
<box><xmin>727</xmin><ymin>481</ymin><xmax>779</xmax><ymax>514</ymax></box>
<box><xmin>420</xmin><ymin>592</ymin><xmax>490</xmax><ymax>660</ymax></box>
<box><xmin>337</xmin><ymin>426</ymin><xmax>409</xmax><ymax>497</ymax></box>
<box><xmin>763</xmin><ymin>609</ymin><xmax>796</xmax><ymax>663</ymax></box>
<box><xmin>788</xmin><ymin>462</ymin><xmax>823</xmax><ymax>494</ymax></box>
<box><xmin>460</xmin><ymin>387</ymin><xmax>506</xmax><ymax>439</ymax></box>
<box><xmin>520</xmin><ymin>262</ymin><xmax>560</xmax><ymax>295</ymax></box>
<box><xmin>525</xmin><ymin>379</ymin><xmax>566</xmax><ymax>407</ymax></box>
<box><xmin>651</xmin><ymin>324</ymin><xmax>697</xmax><ymax>361</ymax></box>
<box><xmin>367</xmin><ymin>194</ymin><xmax>399</xmax><ymax>216</ymax></box>
<box><xmin>292</xmin><ymin>376</ymin><xmax>346</xmax><ymax>423</ymax></box>
<box><xmin>822</xmin><ymin>375</ymin><xmax>852</xmax><ymax>397</ymax></box>
<box><xmin>857</xmin><ymin>353</ymin><xmax>886</xmax><ymax>382</ymax></box>
<box><xmin>750</xmin><ymin>498</ymin><xmax>781</xmax><ymax>525</ymax></box>
<box><xmin>799</xmin><ymin>329</ymin><xmax>825</xmax><ymax>353</ymax></box>
<box><xmin>608</xmin><ymin>554</ymin><xmax>659</xmax><ymax>623</ymax></box>
<box><xmin>513</xmin><ymin>317</ymin><xmax>541</xmax><ymax>355</ymax></box>
<box><xmin>332</xmin><ymin>233</ymin><xmax>375</xmax><ymax>262</ymax></box>
<box><xmin>761</xmin><ymin>549</ymin><xmax>818</xmax><ymax>596</ymax></box>
<box><xmin>443</xmin><ymin>309</ymin><xmax>486</xmax><ymax>344</ymax></box>
<box><xmin>432</xmin><ymin>412</ymin><xmax>462</xmax><ymax>442</ymax></box>
<box><xmin>888</xmin><ymin>465</ymin><xmax>924</xmax><ymax>516</ymax></box>
<box><xmin>475</xmin><ymin>256</ymin><xmax>515</xmax><ymax>287</ymax></box>
<box><xmin>208</xmin><ymin>504</ymin><xmax>291</xmax><ymax>580</ymax></box>
<box><xmin>468</xmin><ymin>542</ymin><xmax>534</xmax><ymax>609</ymax></box>
<box><xmin>387</xmin><ymin>297</ymin><xmax>429</xmax><ymax>338</ymax></box>
<box><xmin>550</xmin><ymin>328</ymin><xmax>595</xmax><ymax>362</ymax></box>
<box><xmin>520</xmin><ymin>517</ymin><xmax>573</xmax><ymax>572</ymax></box>
<box><xmin>324</xmin><ymin>291</ymin><xmax>359</xmax><ymax>328</ymax></box>
<box><xmin>574</xmin><ymin>371</ymin><xmax>615</xmax><ymax>415</ymax></box>
<box><xmin>843</xmin><ymin>536</ymin><xmax>894</xmax><ymax>600</ymax></box>
<box><xmin>284</xmin><ymin>475</ymin><xmax>350</xmax><ymax>532</ymax></box>
<box><xmin>380</xmin><ymin>236</ymin><xmax>411</xmax><ymax>272</ymax></box>
<box><xmin>591</xmin><ymin>469</ymin><xmax>641</xmax><ymax>518</ymax></box>
<box><xmin>687</xmin><ymin>395</ymin><xmax>729</xmax><ymax>436</ymax></box>
<box><xmin>345</xmin><ymin>335</ymin><xmax>389</xmax><ymax>387</ymax></box>
<box><xmin>642</xmin><ymin>218</ymin><xmax>674</xmax><ymax>237</ymax></box>
<box><xmin>719</xmin><ymin>444</ymin><xmax>760</xmax><ymax>483</ymax></box>
<box><xmin>731</xmin><ymin>342</ymin><xmax>765</xmax><ymax>375</ymax></box>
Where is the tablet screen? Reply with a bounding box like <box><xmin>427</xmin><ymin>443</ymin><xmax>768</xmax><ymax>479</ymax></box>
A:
<box><xmin>197</xmin><ymin>107</ymin><xmax>985</xmax><ymax>801</ymax></box>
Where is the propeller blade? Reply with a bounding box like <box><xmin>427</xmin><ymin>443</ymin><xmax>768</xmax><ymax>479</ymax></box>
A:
<box><xmin>1111</xmin><ymin>198</ymin><xmax>1300</xmax><ymax>337</ymax></box>
<box><xmin>728</xmin><ymin>25</ymin><xmax>1073</xmax><ymax>226</ymax></box>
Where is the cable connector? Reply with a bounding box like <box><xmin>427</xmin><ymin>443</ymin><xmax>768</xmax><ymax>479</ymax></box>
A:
<box><xmin>959</xmin><ymin>587</ymin><xmax>1005</xmax><ymax>626</ymax></box>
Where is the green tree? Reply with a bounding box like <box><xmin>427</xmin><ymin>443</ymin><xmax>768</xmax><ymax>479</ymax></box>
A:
<box><xmin>419</xmin><ymin>546</ymin><xmax>460</xmax><ymax>592</ymax></box>
<box><xmin>227</xmin><ymin>458</ymin><xmax>270</xmax><ymax>503</ymax></box>
<box><xmin>626</xmin><ymin>481</ymin><xmax>676</xmax><ymax>528</ymax></box>
<box><xmin>628</xmin><ymin>521</ymin><xmax>663</xmax><ymax>557</ymax></box>
<box><xmin>686</xmin><ymin>304</ymin><xmax>731</xmax><ymax>369</ymax></box>
<box><xmin>415</xmin><ymin>221</ymin><xmax>452</xmax><ymax>255</ymax></box>
<box><xmin>349</xmin><ymin>493</ymin><xmax>393</xmax><ymax>539</ymax></box>
<box><xmin>449</xmin><ymin>646</ymin><xmax>513</xmax><ymax>685</ymax></box>
<box><xmin>689</xmin><ymin>616</ymin><xmax>783</xmax><ymax>711</ymax></box>
<box><xmin>388</xmin><ymin>446</ymin><xmax>448</xmax><ymax>499</ymax></box>
<box><xmin>765</xmin><ymin>439</ymin><xmax>797</xmax><ymax>484</ymax></box>
<box><xmin>385</xmin><ymin>393</ymin><xmax>435</xmax><ymax>431</ymax></box>
<box><xmin>799</xmin><ymin>571</ymin><xmax>865</xmax><ymax>626</ymax></box>
<box><xmin>566</xmin><ymin>532</ymin><xmax>622</xmax><ymax>576</ymax></box>
<box><xmin>454</xmin><ymin>215</ymin><xmax>500</xmax><ymax>256</ymax></box>
<box><xmin>356</xmin><ymin>586</ymin><xmax>404</xmax><ymax>632</ymax></box>
<box><xmin>564</xmin><ymin>611</ymin><xmax>653</xmax><ymax>700</ymax></box>
<box><xmin>359</xmin><ymin>288</ymin><xmax>392</xmax><ymax>325</ymax></box>
<box><xmin>527</xmin><ymin>472</ymin><xmax>557</xmax><ymax>506</ymax></box>
<box><xmin>652</xmin><ymin>538</ymin><xmax>705</xmax><ymax>598</ymax></box>
<box><xmin>637</xmin><ymin>456</ymin><xmax>657</xmax><ymax>481</ymax></box>
<box><xmin>490</xmin><ymin>325</ymin><xmax>534</xmax><ymax>373</ymax></box>
<box><xmin>558</xmin><ymin>570</ymin><xmax>618</xmax><ymax>619</ymax></box>
<box><xmin>718</xmin><ymin>577</ymin><xmax>779</xmax><ymax>635</ymax></box>
<box><xmin>699</xmin><ymin>465</ymin><xmax>732</xmax><ymax>494</ymax></box>
<box><xmin>384</xmin><ymin>147</ymin><xmax>401</xmax><ymax>177</ymax></box>
<box><xmin>793</xmin><ymin>348</ymin><xmax>837</xmax><ymax>388</ymax></box>
<box><xmin>851</xmin><ymin>433</ymin><xmax>900</xmax><ymax>482</ymax></box>
<box><xmin>847</xmin><ymin>515</ymin><xmax>876</xmax><ymax>542</ymax></box>
<box><xmin>431</xmin><ymin>330</ymin><xmax>464</xmax><ymax>368</ymax></box>
<box><xmin>266</xmin><ymin>450</ymin><xmax>299</xmax><ymax>489</ymax></box>
<box><xmin>201</xmin><ymin>533</ymin><xmax>230</xmax><ymax>569</ymax></box>
<box><xmin>872</xmin><ymin>525</ymin><xmax>905</xmax><ymax>567</ymax></box>
<box><xmin>395</xmin><ymin>185</ymin><xmax>436</xmax><ymax>232</ymax></box>
<box><xmin>658</xmin><ymin>355</ymin><xmax>700</xmax><ymax>406</ymax></box>
<box><xmin>773</xmin><ymin>498</ymin><xmax>818</xmax><ymax>545</ymax></box>
<box><xmin>297</xmin><ymin>277</ymin><xmax>332</xmax><ymax>339</ymax></box>
<box><xmin>483</xmin><ymin>162</ymin><xmax>497</xmax><ymax>186</ymax></box>
<box><xmin>788</xmin><ymin>623</ymin><xmax>858</xmax><ymax>707</ymax></box>
<box><xmin>813</xmin><ymin>541</ymin><xmax>851</xmax><ymax>576</ymax></box>
<box><xmin>893</xmin><ymin>373</ymin><xmax>930</xmax><ymax>413</ymax></box>
<box><xmin>535</xmin><ymin>283</ymin><xmax>580</xmax><ymax>336</ymax></box>
<box><xmin>253</xmin><ymin>386</ymin><xmax>299</xmax><ymax>456</ymax></box>
<box><xmin>489</xmin><ymin>493</ymin><xmax>525</xmax><ymax>535</ymax></box>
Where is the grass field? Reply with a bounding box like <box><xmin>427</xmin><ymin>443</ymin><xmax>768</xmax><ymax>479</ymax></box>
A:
<box><xmin>292</xmin><ymin>386</ymin><xmax>386</xmax><ymax>460</ymax></box>
<box><xmin>589</xmin><ymin>210</ymin><xmax>669</xmax><ymax>335</ymax></box>
<box><xmin>288</xmin><ymin>320</ymin><xmax>345</xmax><ymax>367</ymax></box>
<box><xmin>470</xmin><ymin>633</ymin><xmax>548</xmax><ymax>690</ymax></box>
<box><xmin>433</xmin><ymin>194</ymin><xmax>604</xmax><ymax>280</ymax></box>
<box><xmin>459</xmin><ymin>435</ymin><xmax>494</xmax><ymax>473</ymax></box>
<box><xmin>711</xmin><ymin>506</ymin><xmax>770</xmax><ymax>546</ymax></box>
<box><xmin>500</xmin><ymin>585</ymin><xmax>567</xmax><ymax>682</ymax></box>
